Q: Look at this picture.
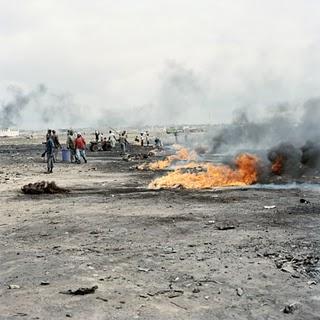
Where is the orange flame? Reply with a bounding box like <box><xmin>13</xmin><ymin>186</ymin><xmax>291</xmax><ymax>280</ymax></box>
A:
<box><xmin>138</xmin><ymin>148</ymin><xmax>197</xmax><ymax>171</ymax></box>
<box><xmin>149</xmin><ymin>153</ymin><xmax>260</xmax><ymax>189</ymax></box>
<box><xmin>271</xmin><ymin>155</ymin><xmax>284</xmax><ymax>175</ymax></box>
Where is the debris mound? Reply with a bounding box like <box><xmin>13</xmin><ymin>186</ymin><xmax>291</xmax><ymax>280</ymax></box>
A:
<box><xmin>21</xmin><ymin>181</ymin><xmax>69</xmax><ymax>194</ymax></box>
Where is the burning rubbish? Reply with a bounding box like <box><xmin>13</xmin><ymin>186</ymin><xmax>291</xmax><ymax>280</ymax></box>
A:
<box><xmin>137</xmin><ymin>136</ymin><xmax>320</xmax><ymax>190</ymax></box>
<box><xmin>268</xmin><ymin>141</ymin><xmax>320</xmax><ymax>177</ymax></box>
<box><xmin>149</xmin><ymin>153</ymin><xmax>260</xmax><ymax>189</ymax></box>
<box><xmin>271</xmin><ymin>155</ymin><xmax>284</xmax><ymax>175</ymax></box>
<box><xmin>138</xmin><ymin>147</ymin><xmax>197</xmax><ymax>170</ymax></box>
<box><xmin>22</xmin><ymin>181</ymin><xmax>69</xmax><ymax>194</ymax></box>
<box><xmin>268</xmin><ymin>143</ymin><xmax>302</xmax><ymax>177</ymax></box>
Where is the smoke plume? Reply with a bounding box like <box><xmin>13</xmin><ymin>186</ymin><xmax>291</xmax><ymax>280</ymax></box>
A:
<box><xmin>0</xmin><ymin>84</ymin><xmax>87</xmax><ymax>129</ymax></box>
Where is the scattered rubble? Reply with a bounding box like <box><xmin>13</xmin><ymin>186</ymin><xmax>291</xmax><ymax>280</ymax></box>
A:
<box><xmin>216</xmin><ymin>223</ymin><xmax>236</xmax><ymax>230</ymax></box>
<box><xmin>283</xmin><ymin>302</ymin><xmax>300</xmax><ymax>314</ymax></box>
<box><xmin>274</xmin><ymin>255</ymin><xmax>319</xmax><ymax>278</ymax></box>
<box><xmin>8</xmin><ymin>284</ymin><xmax>20</xmax><ymax>289</ymax></box>
<box><xmin>96</xmin><ymin>297</ymin><xmax>109</xmax><ymax>302</ymax></box>
<box><xmin>264</xmin><ymin>205</ymin><xmax>276</xmax><ymax>209</ymax></box>
<box><xmin>236</xmin><ymin>288</ymin><xmax>244</xmax><ymax>296</ymax></box>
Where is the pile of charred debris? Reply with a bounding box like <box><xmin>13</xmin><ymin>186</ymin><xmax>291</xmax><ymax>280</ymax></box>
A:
<box><xmin>22</xmin><ymin>181</ymin><xmax>69</xmax><ymax>194</ymax></box>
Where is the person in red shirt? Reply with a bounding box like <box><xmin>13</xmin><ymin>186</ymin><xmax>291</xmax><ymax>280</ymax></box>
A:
<box><xmin>74</xmin><ymin>132</ymin><xmax>87</xmax><ymax>163</ymax></box>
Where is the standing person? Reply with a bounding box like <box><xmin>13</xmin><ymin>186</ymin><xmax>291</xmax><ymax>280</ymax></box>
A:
<box><xmin>66</xmin><ymin>129</ymin><xmax>76</xmax><ymax>162</ymax></box>
<box><xmin>173</xmin><ymin>131</ymin><xmax>178</xmax><ymax>144</ymax></box>
<box><xmin>42</xmin><ymin>132</ymin><xmax>55</xmax><ymax>173</ymax></box>
<box><xmin>108</xmin><ymin>130</ymin><xmax>116</xmax><ymax>147</ymax></box>
<box><xmin>122</xmin><ymin>130</ymin><xmax>130</xmax><ymax>152</ymax></box>
<box><xmin>146</xmin><ymin>131</ymin><xmax>150</xmax><ymax>146</ymax></box>
<box><xmin>118</xmin><ymin>132</ymin><xmax>128</xmax><ymax>154</ymax></box>
<box><xmin>140</xmin><ymin>132</ymin><xmax>144</xmax><ymax>146</ymax></box>
<box><xmin>74</xmin><ymin>132</ymin><xmax>87</xmax><ymax>163</ymax></box>
<box><xmin>52</xmin><ymin>130</ymin><xmax>61</xmax><ymax>162</ymax></box>
<box><xmin>94</xmin><ymin>130</ymin><xmax>100</xmax><ymax>142</ymax></box>
<box><xmin>155</xmin><ymin>137</ymin><xmax>162</xmax><ymax>149</ymax></box>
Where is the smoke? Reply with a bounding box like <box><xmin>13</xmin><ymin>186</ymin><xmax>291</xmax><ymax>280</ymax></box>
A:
<box><xmin>0</xmin><ymin>84</ymin><xmax>88</xmax><ymax>129</ymax></box>
<box><xmin>0</xmin><ymin>84</ymin><xmax>46</xmax><ymax>127</ymax></box>
<box><xmin>205</xmin><ymin>99</ymin><xmax>320</xmax><ymax>177</ymax></box>
<box><xmin>300</xmin><ymin>98</ymin><xmax>320</xmax><ymax>141</ymax></box>
<box><xmin>301</xmin><ymin>141</ymin><xmax>320</xmax><ymax>169</ymax></box>
<box><xmin>208</xmin><ymin>99</ymin><xmax>319</xmax><ymax>154</ymax></box>
<box><xmin>155</xmin><ymin>62</ymin><xmax>210</xmax><ymax>125</ymax></box>
<box><xmin>267</xmin><ymin>143</ymin><xmax>303</xmax><ymax>177</ymax></box>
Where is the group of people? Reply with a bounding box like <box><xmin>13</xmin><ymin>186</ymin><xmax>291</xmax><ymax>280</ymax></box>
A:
<box><xmin>95</xmin><ymin>129</ymin><xmax>162</xmax><ymax>154</ymax></box>
<box><xmin>42</xmin><ymin>129</ymin><xmax>87</xmax><ymax>173</ymax></box>
<box><xmin>42</xmin><ymin>128</ymin><xmax>162</xmax><ymax>173</ymax></box>
<box><xmin>97</xmin><ymin>130</ymin><xmax>118</xmax><ymax>151</ymax></box>
<box><xmin>94</xmin><ymin>129</ymin><xmax>128</xmax><ymax>153</ymax></box>
<box><xmin>66</xmin><ymin>130</ymin><xmax>88</xmax><ymax>164</ymax></box>
<box><xmin>134</xmin><ymin>131</ymin><xmax>150</xmax><ymax>147</ymax></box>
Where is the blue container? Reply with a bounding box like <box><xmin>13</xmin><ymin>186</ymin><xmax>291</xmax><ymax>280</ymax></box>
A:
<box><xmin>61</xmin><ymin>149</ymin><xmax>71</xmax><ymax>162</ymax></box>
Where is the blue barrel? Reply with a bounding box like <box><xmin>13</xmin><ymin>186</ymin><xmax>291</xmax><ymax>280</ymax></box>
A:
<box><xmin>61</xmin><ymin>149</ymin><xmax>71</xmax><ymax>162</ymax></box>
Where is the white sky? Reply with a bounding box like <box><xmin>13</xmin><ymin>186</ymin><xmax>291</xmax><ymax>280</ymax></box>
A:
<box><xmin>1</xmin><ymin>0</ymin><xmax>320</xmax><ymax>128</ymax></box>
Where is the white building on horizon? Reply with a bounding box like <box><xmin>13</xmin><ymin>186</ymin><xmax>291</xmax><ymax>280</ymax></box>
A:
<box><xmin>0</xmin><ymin>128</ymin><xmax>20</xmax><ymax>137</ymax></box>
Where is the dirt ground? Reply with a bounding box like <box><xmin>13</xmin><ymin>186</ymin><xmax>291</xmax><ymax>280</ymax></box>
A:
<box><xmin>0</xmin><ymin>137</ymin><xmax>320</xmax><ymax>320</ymax></box>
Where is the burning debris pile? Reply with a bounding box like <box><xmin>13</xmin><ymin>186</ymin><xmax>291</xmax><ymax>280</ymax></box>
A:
<box><xmin>138</xmin><ymin>146</ymin><xmax>197</xmax><ymax>170</ymax></box>
<box><xmin>268</xmin><ymin>143</ymin><xmax>302</xmax><ymax>176</ymax></box>
<box><xmin>142</xmin><ymin>139</ymin><xmax>320</xmax><ymax>190</ymax></box>
<box><xmin>268</xmin><ymin>142</ymin><xmax>320</xmax><ymax>177</ymax></box>
<box><xmin>22</xmin><ymin>181</ymin><xmax>70</xmax><ymax>194</ymax></box>
<box><xmin>149</xmin><ymin>153</ymin><xmax>260</xmax><ymax>189</ymax></box>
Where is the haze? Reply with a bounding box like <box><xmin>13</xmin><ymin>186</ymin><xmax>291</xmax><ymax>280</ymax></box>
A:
<box><xmin>1</xmin><ymin>0</ymin><xmax>320</xmax><ymax>129</ymax></box>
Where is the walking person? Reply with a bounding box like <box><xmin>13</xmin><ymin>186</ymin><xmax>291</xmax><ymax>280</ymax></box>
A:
<box><xmin>74</xmin><ymin>132</ymin><xmax>87</xmax><ymax>163</ymax></box>
<box><xmin>46</xmin><ymin>129</ymin><xmax>52</xmax><ymax>141</ymax></box>
<box><xmin>42</xmin><ymin>132</ymin><xmax>55</xmax><ymax>173</ymax></box>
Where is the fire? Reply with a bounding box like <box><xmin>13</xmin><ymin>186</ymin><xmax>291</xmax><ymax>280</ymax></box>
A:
<box><xmin>138</xmin><ymin>148</ymin><xmax>197</xmax><ymax>171</ymax></box>
<box><xmin>149</xmin><ymin>153</ymin><xmax>260</xmax><ymax>189</ymax></box>
<box><xmin>271</xmin><ymin>155</ymin><xmax>284</xmax><ymax>175</ymax></box>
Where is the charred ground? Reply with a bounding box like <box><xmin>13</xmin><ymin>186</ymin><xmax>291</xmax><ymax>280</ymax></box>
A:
<box><xmin>0</xmin><ymin>140</ymin><xmax>320</xmax><ymax>320</ymax></box>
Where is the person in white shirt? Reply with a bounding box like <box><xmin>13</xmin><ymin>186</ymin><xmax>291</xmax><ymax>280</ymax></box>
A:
<box><xmin>108</xmin><ymin>130</ymin><xmax>116</xmax><ymax>147</ymax></box>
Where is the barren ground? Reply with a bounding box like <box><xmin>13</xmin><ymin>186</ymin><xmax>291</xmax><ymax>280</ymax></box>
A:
<box><xmin>0</xmin><ymin>138</ymin><xmax>320</xmax><ymax>320</ymax></box>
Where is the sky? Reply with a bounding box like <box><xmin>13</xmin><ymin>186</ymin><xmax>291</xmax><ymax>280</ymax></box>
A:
<box><xmin>0</xmin><ymin>0</ymin><xmax>320</xmax><ymax>128</ymax></box>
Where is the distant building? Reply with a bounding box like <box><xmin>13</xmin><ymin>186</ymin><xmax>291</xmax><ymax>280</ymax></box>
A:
<box><xmin>0</xmin><ymin>128</ymin><xmax>20</xmax><ymax>137</ymax></box>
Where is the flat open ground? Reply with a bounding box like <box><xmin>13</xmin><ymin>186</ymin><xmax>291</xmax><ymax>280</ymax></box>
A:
<box><xmin>0</xmin><ymin>137</ymin><xmax>320</xmax><ymax>320</ymax></box>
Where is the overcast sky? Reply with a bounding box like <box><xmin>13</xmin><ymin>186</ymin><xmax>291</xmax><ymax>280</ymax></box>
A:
<box><xmin>1</xmin><ymin>0</ymin><xmax>320</xmax><ymax>128</ymax></box>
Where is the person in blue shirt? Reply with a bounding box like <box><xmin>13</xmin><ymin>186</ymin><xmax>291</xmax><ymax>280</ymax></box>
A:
<box><xmin>42</xmin><ymin>132</ymin><xmax>55</xmax><ymax>173</ymax></box>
